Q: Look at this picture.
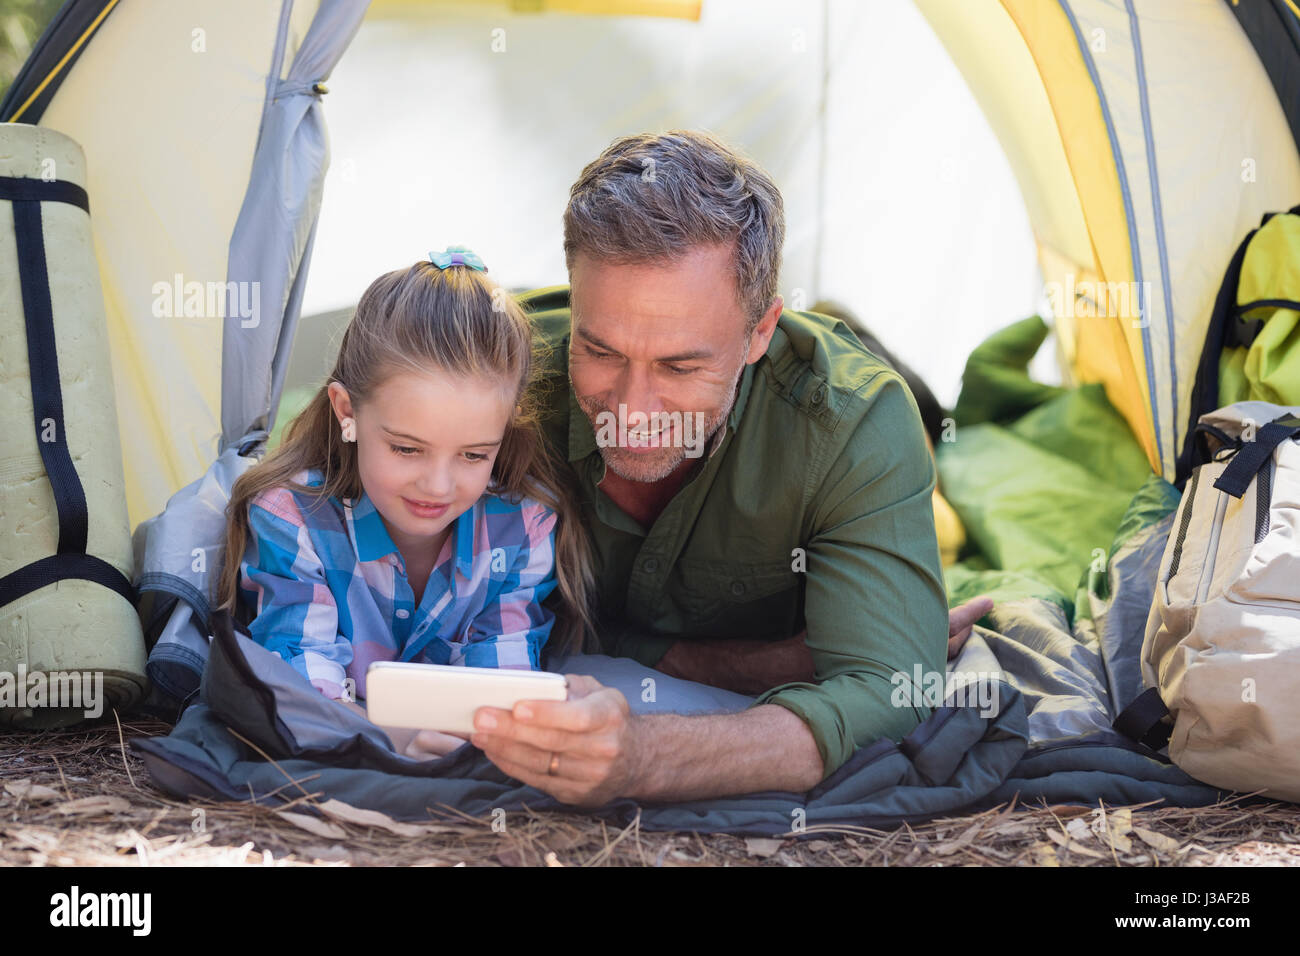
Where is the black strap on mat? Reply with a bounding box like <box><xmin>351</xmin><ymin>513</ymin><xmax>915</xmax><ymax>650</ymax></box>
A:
<box><xmin>0</xmin><ymin>175</ymin><xmax>135</xmax><ymax>608</ymax></box>
<box><xmin>1113</xmin><ymin>687</ymin><xmax>1173</xmax><ymax>751</ymax></box>
<box><xmin>0</xmin><ymin>553</ymin><xmax>136</xmax><ymax>608</ymax></box>
<box><xmin>1213</xmin><ymin>414</ymin><xmax>1300</xmax><ymax>499</ymax></box>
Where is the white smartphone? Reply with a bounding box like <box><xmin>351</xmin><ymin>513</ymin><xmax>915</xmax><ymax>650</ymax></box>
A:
<box><xmin>365</xmin><ymin>661</ymin><xmax>569</xmax><ymax>734</ymax></box>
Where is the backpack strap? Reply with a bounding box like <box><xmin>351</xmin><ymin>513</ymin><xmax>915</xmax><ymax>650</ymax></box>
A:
<box><xmin>1213</xmin><ymin>413</ymin><xmax>1300</xmax><ymax>499</ymax></box>
<box><xmin>1113</xmin><ymin>687</ymin><xmax>1173</xmax><ymax>751</ymax></box>
<box><xmin>1175</xmin><ymin>220</ymin><xmax>1260</xmax><ymax>488</ymax></box>
<box><xmin>1174</xmin><ymin>204</ymin><xmax>1300</xmax><ymax>489</ymax></box>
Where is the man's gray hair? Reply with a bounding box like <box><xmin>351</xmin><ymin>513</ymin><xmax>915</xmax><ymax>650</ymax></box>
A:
<box><xmin>563</xmin><ymin>130</ymin><xmax>785</xmax><ymax>330</ymax></box>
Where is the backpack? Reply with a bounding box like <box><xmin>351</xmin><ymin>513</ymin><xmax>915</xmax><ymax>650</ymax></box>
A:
<box><xmin>1117</xmin><ymin>402</ymin><xmax>1300</xmax><ymax>799</ymax></box>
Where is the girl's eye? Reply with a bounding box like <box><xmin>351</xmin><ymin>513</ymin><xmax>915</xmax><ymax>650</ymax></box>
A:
<box><xmin>463</xmin><ymin>452</ymin><xmax>489</xmax><ymax>462</ymax></box>
<box><xmin>390</xmin><ymin>444</ymin><xmax>419</xmax><ymax>456</ymax></box>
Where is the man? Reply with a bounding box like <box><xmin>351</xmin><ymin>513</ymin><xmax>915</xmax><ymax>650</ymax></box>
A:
<box><xmin>467</xmin><ymin>130</ymin><xmax>991</xmax><ymax>806</ymax></box>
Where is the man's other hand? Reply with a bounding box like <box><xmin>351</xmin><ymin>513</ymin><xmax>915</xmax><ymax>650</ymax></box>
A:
<box><xmin>947</xmin><ymin>595</ymin><xmax>994</xmax><ymax>659</ymax></box>
<box><xmin>652</xmin><ymin>594</ymin><xmax>996</xmax><ymax>693</ymax></box>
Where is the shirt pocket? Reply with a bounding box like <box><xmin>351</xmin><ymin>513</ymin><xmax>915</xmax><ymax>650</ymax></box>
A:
<box><xmin>673</xmin><ymin>557</ymin><xmax>803</xmax><ymax>639</ymax></box>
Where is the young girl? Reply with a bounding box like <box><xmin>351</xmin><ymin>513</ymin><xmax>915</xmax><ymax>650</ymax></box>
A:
<box><xmin>214</xmin><ymin>247</ymin><xmax>595</xmax><ymax>757</ymax></box>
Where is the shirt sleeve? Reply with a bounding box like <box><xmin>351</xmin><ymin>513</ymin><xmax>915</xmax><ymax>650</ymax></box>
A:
<box><xmin>461</xmin><ymin>502</ymin><xmax>560</xmax><ymax>670</ymax></box>
<box><xmin>239</xmin><ymin>488</ymin><xmax>354</xmax><ymax>700</ymax></box>
<box><xmin>752</xmin><ymin>371</ymin><xmax>950</xmax><ymax>780</ymax></box>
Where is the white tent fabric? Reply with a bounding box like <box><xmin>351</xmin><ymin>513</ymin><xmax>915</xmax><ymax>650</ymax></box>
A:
<box><xmin>294</xmin><ymin>0</ymin><xmax>1046</xmax><ymax>412</ymax></box>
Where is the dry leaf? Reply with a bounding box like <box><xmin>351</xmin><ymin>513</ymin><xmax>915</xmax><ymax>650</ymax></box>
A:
<box><xmin>744</xmin><ymin>837</ymin><xmax>784</xmax><ymax>858</ymax></box>
<box><xmin>5</xmin><ymin>827</ymin><xmax>59</xmax><ymax>851</ymax></box>
<box><xmin>55</xmin><ymin>795</ymin><xmax>129</xmax><ymax>816</ymax></box>
<box><xmin>1108</xmin><ymin>807</ymin><xmax>1133</xmax><ymax>834</ymax></box>
<box><xmin>988</xmin><ymin>822</ymin><xmax>1032</xmax><ymax>838</ymax></box>
<box><xmin>4</xmin><ymin>780</ymin><xmax>60</xmax><ymax>803</ymax></box>
<box><xmin>1090</xmin><ymin>808</ymin><xmax>1133</xmax><ymax>854</ymax></box>
<box><xmin>1046</xmin><ymin>828</ymin><xmax>1106</xmax><ymax>858</ymax></box>
<box><xmin>932</xmin><ymin>819</ymin><xmax>984</xmax><ymax>856</ymax></box>
<box><xmin>275</xmin><ymin>810</ymin><xmax>347</xmax><ymax>839</ymax></box>
<box><xmin>316</xmin><ymin>799</ymin><xmax>428</xmax><ymax>836</ymax></box>
<box><xmin>1133</xmin><ymin>826</ymin><xmax>1180</xmax><ymax>854</ymax></box>
<box><xmin>1030</xmin><ymin>843</ymin><xmax>1060</xmax><ymax>866</ymax></box>
<box><xmin>1045</xmin><ymin>805</ymin><xmax>1092</xmax><ymax>819</ymax></box>
<box><xmin>299</xmin><ymin>843</ymin><xmax>351</xmax><ymax>863</ymax></box>
<box><xmin>1065</xmin><ymin>817</ymin><xmax>1093</xmax><ymax>842</ymax></box>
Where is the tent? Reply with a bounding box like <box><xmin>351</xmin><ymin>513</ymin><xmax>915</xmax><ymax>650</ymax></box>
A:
<box><xmin>2</xmin><ymin>0</ymin><xmax>1297</xmax><ymax>824</ymax></box>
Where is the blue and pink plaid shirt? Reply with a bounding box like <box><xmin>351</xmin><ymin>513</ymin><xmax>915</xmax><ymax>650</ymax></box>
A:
<box><xmin>236</xmin><ymin>467</ymin><xmax>559</xmax><ymax>701</ymax></box>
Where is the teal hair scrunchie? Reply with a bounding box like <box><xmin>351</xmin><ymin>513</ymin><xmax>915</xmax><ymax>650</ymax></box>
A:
<box><xmin>428</xmin><ymin>244</ymin><xmax>488</xmax><ymax>272</ymax></box>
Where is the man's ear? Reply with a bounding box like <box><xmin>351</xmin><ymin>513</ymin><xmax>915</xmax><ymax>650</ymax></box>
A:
<box><xmin>745</xmin><ymin>295</ymin><xmax>783</xmax><ymax>364</ymax></box>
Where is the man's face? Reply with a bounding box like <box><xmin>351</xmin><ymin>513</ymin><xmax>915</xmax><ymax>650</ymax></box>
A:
<box><xmin>568</xmin><ymin>243</ymin><xmax>780</xmax><ymax>483</ymax></box>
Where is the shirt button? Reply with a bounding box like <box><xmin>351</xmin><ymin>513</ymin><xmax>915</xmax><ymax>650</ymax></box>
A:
<box><xmin>730</xmin><ymin>580</ymin><xmax>746</xmax><ymax>596</ymax></box>
<box><xmin>642</xmin><ymin>558</ymin><xmax>659</xmax><ymax>574</ymax></box>
<box><xmin>811</xmin><ymin>385</ymin><xmax>826</xmax><ymax>404</ymax></box>
<box><xmin>395</xmin><ymin>609</ymin><xmax>410</xmax><ymax>619</ymax></box>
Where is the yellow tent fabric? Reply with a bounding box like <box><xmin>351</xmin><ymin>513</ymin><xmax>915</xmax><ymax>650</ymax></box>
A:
<box><xmin>917</xmin><ymin>0</ymin><xmax>1300</xmax><ymax>481</ymax></box>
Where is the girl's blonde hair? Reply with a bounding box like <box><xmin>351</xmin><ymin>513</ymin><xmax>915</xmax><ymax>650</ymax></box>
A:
<box><xmin>215</xmin><ymin>260</ymin><xmax>597</xmax><ymax>655</ymax></box>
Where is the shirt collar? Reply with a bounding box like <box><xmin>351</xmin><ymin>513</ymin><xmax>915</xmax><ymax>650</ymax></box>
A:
<box><xmin>345</xmin><ymin>487</ymin><xmax>476</xmax><ymax>578</ymax></box>
<box><xmin>565</xmin><ymin>345</ymin><xmax>757</xmax><ymax>464</ymax></box>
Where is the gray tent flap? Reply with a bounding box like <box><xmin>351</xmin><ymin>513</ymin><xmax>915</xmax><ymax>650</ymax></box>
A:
<box><xmin>134</xmin><ymin>444</ymin><xmax>264</xmax><ymax>710</ymax></box>
<box><xmin>221</xmin><ymin>0</ymin><xmax>368</xmax><ymax>452</ymax></box>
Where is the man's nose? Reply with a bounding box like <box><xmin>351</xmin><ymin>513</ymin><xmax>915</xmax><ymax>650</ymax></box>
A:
<box><xmin>612</xmin><ymin>362</ymin><xmax>665</xmax><ymax>417</ymax></box>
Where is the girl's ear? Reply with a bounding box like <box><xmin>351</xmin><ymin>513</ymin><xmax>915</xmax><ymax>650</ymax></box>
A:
<box><xmin>327</xmin><ymin>381</ymin><xmax>355</xmax><ymax>422</ymax></box>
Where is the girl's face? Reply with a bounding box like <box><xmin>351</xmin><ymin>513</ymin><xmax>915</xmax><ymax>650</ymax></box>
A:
<box><xmin>328</xmin><ymin>369</ymin><xmax>514</xmax><ymax>561</ymax></box>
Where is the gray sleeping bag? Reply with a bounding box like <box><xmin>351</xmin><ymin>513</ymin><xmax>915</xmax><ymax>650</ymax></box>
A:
<box><xmin>130</xmin><ymin>499</ymin><xmax>1228</xmax><ymax>836</ymax></box>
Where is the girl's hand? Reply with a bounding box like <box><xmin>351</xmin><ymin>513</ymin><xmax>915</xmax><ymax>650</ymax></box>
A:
<box><xmin>333</xmin><ymin>697</ymin><xmax>469</xmax><ymax>759</ymax></box>
<box><xmin>401</xmin><ymin>729</ymin><xmax>472</xmax><ymax>760</ymax></box>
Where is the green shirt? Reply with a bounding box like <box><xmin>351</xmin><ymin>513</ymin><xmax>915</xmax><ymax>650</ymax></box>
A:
<box><xmin>522</xmin><ymin>286</ymin><xmax>949</xmax><ymax>779</ymax></box>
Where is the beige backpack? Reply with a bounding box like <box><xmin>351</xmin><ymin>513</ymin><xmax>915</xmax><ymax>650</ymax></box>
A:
<box><xmin>1116</xmin><ymin>402</ymin><xmax>1300</xmax><ymax>799</ymax></box>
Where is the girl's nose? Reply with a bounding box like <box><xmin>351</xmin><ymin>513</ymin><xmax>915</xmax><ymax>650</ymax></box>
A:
<box><xmin>416</xmin><ymin>461</ymin><xmax>455</xmax><ymax>499</ymax></box>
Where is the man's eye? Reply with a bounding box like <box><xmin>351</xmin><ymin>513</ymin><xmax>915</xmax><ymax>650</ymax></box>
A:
<box><xmin>390</xmin><ymin>444</ymin><xmax>419</xmax><ymax>456</ymax></box>
<box><xmin>665</xmin><ymin>365</ymin><xmax>694</xmax><ymax>375</ymax></box>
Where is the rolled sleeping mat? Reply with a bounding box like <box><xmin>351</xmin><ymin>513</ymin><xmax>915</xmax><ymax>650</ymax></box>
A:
<box><xmin>0</xmin><ymin>123</ymin><xmax>146</xmax><ymax>728</ymax></box>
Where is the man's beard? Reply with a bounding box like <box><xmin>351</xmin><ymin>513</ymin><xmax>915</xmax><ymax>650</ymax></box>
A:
<box><xmin>574</xmin><ymin>358</ymin><xmax>746</xmax><ymax>484</ymax></box>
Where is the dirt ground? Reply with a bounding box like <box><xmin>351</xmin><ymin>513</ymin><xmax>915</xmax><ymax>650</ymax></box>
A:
<box><xmin>2</xmin><ymin>715</ymin><xmax>1299</xmax><ymax>867</ymax></box>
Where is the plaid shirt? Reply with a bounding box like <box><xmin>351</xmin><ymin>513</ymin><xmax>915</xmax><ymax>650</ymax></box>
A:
<box><xmin>237</xmin><ymin>467</ymin><xmax>559</xmax><ymax>701</ymax></box>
